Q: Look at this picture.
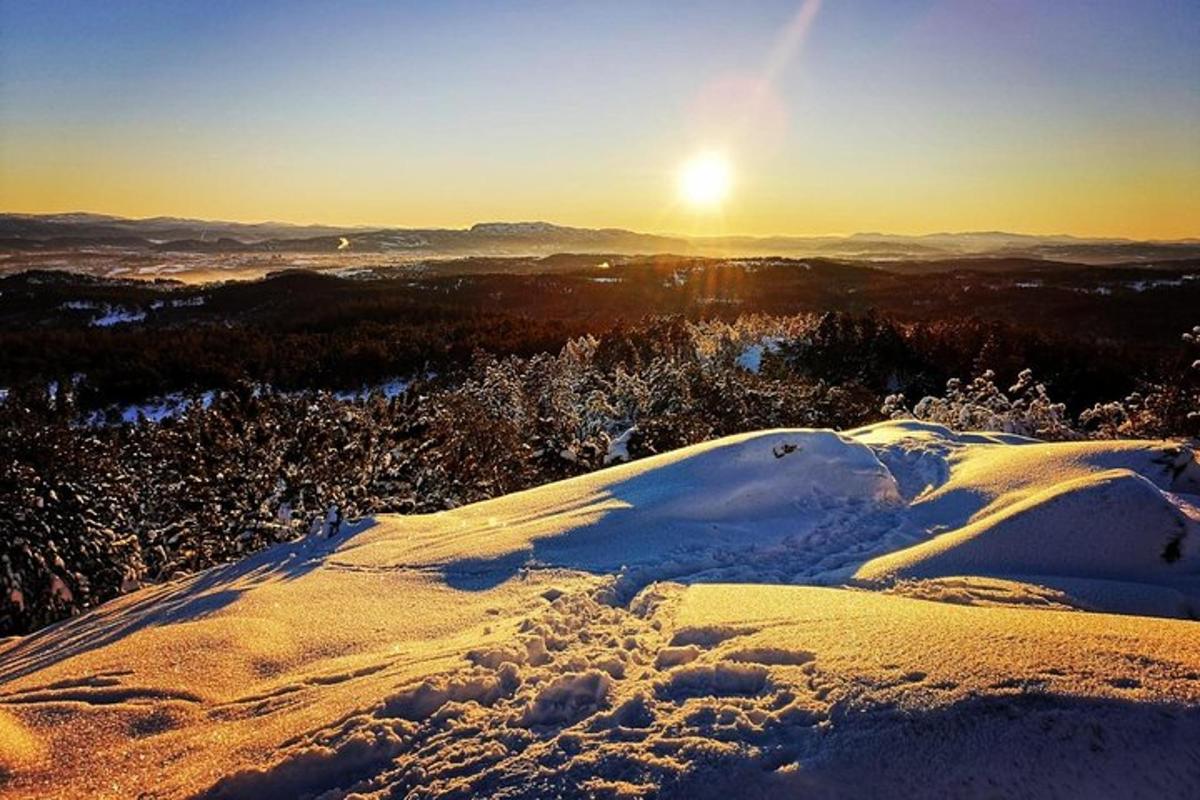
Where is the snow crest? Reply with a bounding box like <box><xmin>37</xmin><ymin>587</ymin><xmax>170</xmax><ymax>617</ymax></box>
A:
<box><xmin>3</xmin><ymin>421</ymin><xmax>1200</xmax><ymax>799</ymax></box>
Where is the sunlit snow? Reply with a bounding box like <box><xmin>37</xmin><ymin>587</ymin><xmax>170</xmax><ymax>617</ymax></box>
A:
<box><xmin>2</xmin><ymin>421</ymin><xmax>1198</xmax><ymax>798</ymax></box>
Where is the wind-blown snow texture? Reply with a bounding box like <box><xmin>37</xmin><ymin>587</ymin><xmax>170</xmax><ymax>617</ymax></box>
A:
<box><xmin>2</xmin><ymin>421</ymin><xmax>1199</xmax><ymax>798</ymax></box>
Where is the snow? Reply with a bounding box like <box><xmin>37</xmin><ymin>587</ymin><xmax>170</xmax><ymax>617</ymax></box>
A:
<box><xmin>1127</xmin><ymin>276</ymin><xmax>1190</xmax><ymax>292</ymax></box>
<box><xmin>110</xmin><ymin>391</ymin><xmax>216</xmax><ymax>424</ymax></box>
<box><xmin>149</xmin><ymin>295</ymin><xmax>207</xmax><ymax>310</ymax></box>
<box><xmin>470</xmin><ymin>221</ymin><xmax>567</xmax><ymax>236</ymax></box>
<box><xmin>89</xmin><ymin>306</ymin><xmax>146</xmax><ymax>326</ymax></box>
<box><xmin>2</xmin><ymin>421</ymin><xmax>1200</xmax><ymax>798</ymax></box>
<box><xmin>331</xmin><ymin>378</ymin><xmax>410</xmax><ymax>402</ymax></box>
<box><xmin>61</xmin><ymin>299</ymin><xmax>152</xmax><ymax>324</ymax></box>
<box><xmin>329</xmin><ymin>266</ymin><xmax>378</xmax><ymax>279</ymax></box>
<box><xmin>604</xmin><ymin>426</ymin><xmax>635</xmax><ymax>464</ymax></box>
<box><xmin>855</xmin><ymin>469</ymin><xmax>1197</xmax><ymax>594</ymax></box>
<box><xmin>85</xmin><ymin>381</ymin><xmax>410</xmax><ymax>427</ymax></box>
<box><xmin>381</xmin><ymin>233</ymin><xmax>430</xmax><ymax>249</ymax></box>
<box><xmin>735</xmin><ymin>336</ymin><xmax>784</xmax><ymax>373</ymax></box>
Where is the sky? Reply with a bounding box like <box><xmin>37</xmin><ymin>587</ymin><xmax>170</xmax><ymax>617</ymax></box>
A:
<box><xmin>1</xmin><ymin>0</ymin><xmax>1197</xmax><ymax>238</ymax></box>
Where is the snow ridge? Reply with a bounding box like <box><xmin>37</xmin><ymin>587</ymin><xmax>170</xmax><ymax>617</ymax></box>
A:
<box><xmin>2</xmin><ymin>421</ymin><xmax>1200</xmax><ymax>798</ymax></box>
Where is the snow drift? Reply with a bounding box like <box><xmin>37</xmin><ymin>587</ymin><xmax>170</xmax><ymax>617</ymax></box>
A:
<box><xmin>856</xmin><ymin>469</ymin><xmax>1199</xmax><ymax>615</ymax></box>
<box><xmin>1</xmin><ymin>421</ymin><xmax>1199</xmax><ymax>799</ymax></box>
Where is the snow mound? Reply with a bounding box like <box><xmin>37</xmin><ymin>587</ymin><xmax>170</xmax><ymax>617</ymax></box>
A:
<box><xmin>858</xmin><ymin>468</ymin><xmax>1197</xmax><ymax>577</ymax></box>
<box><xmin>335</xmin><ymin>428</ymin><xmax>902</xmax><ymax>592</ymax></box>
<box><xmin>589</xmin><ymin>428</ymin><xmax>901</xmax><ymax>524</ymax></box>
<box><xmin>856</xmin><ymin>456</ymin><xmax>1200</xmax><ymax>618</ymax></box>
<box><xmin>4</xmin><ymin>421</ymin><xmax>1200</xmax><ymax>798</ymax></box>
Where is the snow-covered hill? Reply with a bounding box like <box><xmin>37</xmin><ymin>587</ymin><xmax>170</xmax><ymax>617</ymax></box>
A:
<box><xmin>1</xmin><ymin>421</ymin><xmax>1198</xmax><ymax>798</ymax></box>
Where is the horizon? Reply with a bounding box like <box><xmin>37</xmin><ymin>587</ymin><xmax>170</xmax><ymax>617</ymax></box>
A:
<box><xmin>1</xmin><ymin>1</ymin><xmax>1198</xmax><ymax>239</ymax></box>
<box><xmin>4</xmin><ymin>208</ymin><xmax>1198</xmax><ymax>244</ymax></box>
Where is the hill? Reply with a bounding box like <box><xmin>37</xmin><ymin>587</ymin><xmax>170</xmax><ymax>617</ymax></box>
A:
<box><xmin>1</xmin><ymin>421</ymin><xmax>1197</xmax><ymax>798</ymax></box>
<box><xmin>3</xmin><ymin>212</ymin><xmax>1198</xmax><ymax>264</ymax></box>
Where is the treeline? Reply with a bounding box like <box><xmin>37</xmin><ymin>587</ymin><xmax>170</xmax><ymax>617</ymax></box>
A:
<box><xmin>3</xmin><ymin>261</ymin><xmax>1198</xmax><ymax>410</ymax></box>
<box><xmin>0</xmin><ymin>314</ymin><xmax>587</xmax><ymax>409</ymax></box>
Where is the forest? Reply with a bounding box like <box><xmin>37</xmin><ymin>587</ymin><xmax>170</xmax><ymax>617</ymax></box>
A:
<box><xmin>1</xmin><ymin>257</ymin><xmax>1198</xmax><ymax>634</ymax></box>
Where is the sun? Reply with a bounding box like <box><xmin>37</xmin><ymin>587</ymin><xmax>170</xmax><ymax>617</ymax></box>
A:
<box><xmin>678</xmin><ymin>152</ymin><xmax>732</xmax><ymax>209</ymax></box>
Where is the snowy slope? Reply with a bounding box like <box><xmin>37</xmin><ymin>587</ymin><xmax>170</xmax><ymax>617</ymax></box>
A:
<box><xmin>1</xmin><ymin>421</ymin><xmax>1199</xmax><ymax>798</ymax></box>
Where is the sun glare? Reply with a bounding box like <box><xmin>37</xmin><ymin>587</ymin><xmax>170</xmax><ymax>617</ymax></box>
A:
<box><xmin>678</xmin><ymin>152</ymin><xmax>732</xmax><ymax>209</ymax></box>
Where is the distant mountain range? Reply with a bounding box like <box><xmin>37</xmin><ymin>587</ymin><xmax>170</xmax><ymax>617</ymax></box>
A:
<box><xmin>2</xmin><ymin>212</ymin><xmax>1198</xmax><ymax>264</ymax></box>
